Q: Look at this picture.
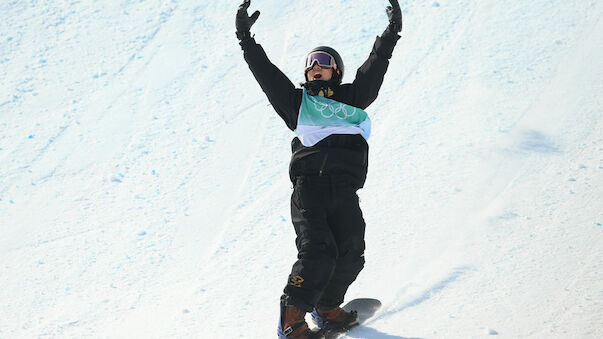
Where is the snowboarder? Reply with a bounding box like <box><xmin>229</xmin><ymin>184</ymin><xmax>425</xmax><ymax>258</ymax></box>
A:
<box><xmin>236</xmin><ymin>1</ymin><xmax>402</xmax><ymax>338</ymax></box>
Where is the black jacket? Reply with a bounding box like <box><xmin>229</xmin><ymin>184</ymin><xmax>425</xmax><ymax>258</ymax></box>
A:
<box><xmin>240</xmin><ymin>28</ymin><xmax>400</xmax><ymax>188</ymax></box>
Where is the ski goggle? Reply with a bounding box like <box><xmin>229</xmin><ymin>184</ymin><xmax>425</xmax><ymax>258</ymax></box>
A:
<box><xmin>305</xmin><ymin>51</ymin><xmax>337</xmax><ymax>71</ymax></box>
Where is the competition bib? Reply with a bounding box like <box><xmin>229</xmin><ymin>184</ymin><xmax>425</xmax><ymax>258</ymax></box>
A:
<box><xmin>295</xmin><ymin>88</ymin><xmax>371</xmax><ymax>147</ymax></box>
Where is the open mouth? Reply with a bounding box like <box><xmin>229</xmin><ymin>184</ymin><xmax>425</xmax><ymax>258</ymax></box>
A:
<box><xmin>313</xmin><ymin>74</ymin><xmax>322</xmax><ymax>79</ymax></box>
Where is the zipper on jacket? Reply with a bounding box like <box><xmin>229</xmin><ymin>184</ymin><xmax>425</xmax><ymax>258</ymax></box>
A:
<box><xmin>318</xmin><ymin>154</ymin><xmax>329</xmax><ymax>176</ymax></box>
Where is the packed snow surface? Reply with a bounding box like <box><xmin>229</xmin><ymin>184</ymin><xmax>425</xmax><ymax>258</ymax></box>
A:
<box><xmin>1</xmin><ymin>1</ymin><xmax>602</xmax><ymax>338</ymax></box>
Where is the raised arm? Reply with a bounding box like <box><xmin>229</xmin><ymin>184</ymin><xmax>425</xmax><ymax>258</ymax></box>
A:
<box><xmin>236</xmin><ymin>0</ymin><xmax>301</xmax><ymax>130</ymax></box>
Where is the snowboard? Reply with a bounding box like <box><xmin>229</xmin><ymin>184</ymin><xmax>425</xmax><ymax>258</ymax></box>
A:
<box><xmin>319</xmin><ymin>298</ymin><xmax>382</xmax><ymax>339</ymax></box>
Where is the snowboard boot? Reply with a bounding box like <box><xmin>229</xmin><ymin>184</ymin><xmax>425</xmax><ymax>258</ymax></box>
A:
<box><xmin>278</xmin><ymin>297</ymin><xmax>324</xmax><ymax>339</ymax></box>
<box><xmin>311</xmin><ymin>306</ymin><xmax>359</xmax><ymax>332</ymax></box>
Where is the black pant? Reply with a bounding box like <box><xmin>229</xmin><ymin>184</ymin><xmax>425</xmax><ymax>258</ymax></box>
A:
<box><xmin>283</xmin><ymin>176</ymin><xmax>366</xmax><ymax>312</ymax></box>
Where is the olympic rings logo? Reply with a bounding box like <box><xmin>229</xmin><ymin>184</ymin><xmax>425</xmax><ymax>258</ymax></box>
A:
<box><xmin>313</xmin><ymin>102</ymin><xmax>357</xmax><ymax>120</ymax></box>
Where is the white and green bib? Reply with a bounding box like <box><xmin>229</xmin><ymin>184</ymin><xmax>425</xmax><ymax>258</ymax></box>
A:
<box><xmin>295</xmin><ymin>88</ymin><xmax>371</xmax><ymax>147</ymax></box>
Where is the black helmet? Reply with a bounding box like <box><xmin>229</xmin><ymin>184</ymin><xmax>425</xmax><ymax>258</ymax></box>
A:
<box><xmin>304</xmin><ymin>46</ymin><xmax>344</xmax><ymax>84</ymax></box>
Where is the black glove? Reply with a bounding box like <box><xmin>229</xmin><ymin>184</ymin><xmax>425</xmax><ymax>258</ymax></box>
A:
<box><xmin>236</xmin><ymin>0</ymin><xmax>260</xmax><ymax>40</ymax></box>
<box><xmin>386</xmin><ymin>0</ymin><xmax>403</xmax><ymax>33</ymax></box>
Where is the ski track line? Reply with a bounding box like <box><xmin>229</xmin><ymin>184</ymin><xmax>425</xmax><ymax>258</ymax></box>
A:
<box><xmin>113</xmin><ymin>4</ymin><xmax>180</xmax><ymax>77</ymax></box>
<box><xmin>0</xmin><ymin>122</ymin><xmax>73</xmax><ymax>197</ymax></box>
<box><xmin>0</xmin><ymin>226</ymin><xmax>99</xmax><ymax>255</ymax></box>
<box><xmin>185</xmin><ymin>99</ymin><xmax>269</xmax><ymax>262</ymax></box>
<box><xmin>370</xmin><ymin>266</ymin><xmax>475</xmax><ymax>324</ymax></box>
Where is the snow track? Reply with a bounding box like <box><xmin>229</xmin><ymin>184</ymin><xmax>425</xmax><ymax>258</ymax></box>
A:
<box><xmin>1</xmin><ymin>1</ymin><xmax>601</xmax><ymax>338</ymax></box>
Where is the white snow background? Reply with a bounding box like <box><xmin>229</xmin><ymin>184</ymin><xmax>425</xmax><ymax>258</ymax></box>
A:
<box><xmin>1</xmin><ymin>0</ymin><xmax>602</xmax><ymax>338</ymax></box>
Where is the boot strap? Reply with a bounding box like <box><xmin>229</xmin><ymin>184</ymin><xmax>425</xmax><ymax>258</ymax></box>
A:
<box><xmin>283</xmin><ymin>321</ymin><xmax>306</xmax><ymax>336</ymax></box>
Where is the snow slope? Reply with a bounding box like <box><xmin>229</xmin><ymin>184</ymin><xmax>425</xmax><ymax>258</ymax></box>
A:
<box><xmin>1</xmin><ymin>0</ymin><xmax>602</xmax><ymax>338</ymax></box>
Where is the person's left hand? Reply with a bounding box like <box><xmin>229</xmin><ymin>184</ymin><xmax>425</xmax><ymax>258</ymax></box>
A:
<box><xmin>386</xmin><ymin>0</ymin><xmax>403</xmax><ymax>33</ymax></box>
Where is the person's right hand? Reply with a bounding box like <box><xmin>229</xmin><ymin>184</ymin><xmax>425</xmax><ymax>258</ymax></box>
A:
<box><xmin>236</xmin><ymin>0</ymin><xmax>260</xmax><ymax>40</ymax></box>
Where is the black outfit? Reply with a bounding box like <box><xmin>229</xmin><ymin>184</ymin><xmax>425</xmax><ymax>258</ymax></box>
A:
<box><xmin>239</xmin><ymin>28</ymin><xmax>400</xmax><ymax>312</ymax></box>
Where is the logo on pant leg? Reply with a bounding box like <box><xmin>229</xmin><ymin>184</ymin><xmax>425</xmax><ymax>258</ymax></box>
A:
<box><xmin>288</xmin><ymin>275</ymin><xmax>305</xmax><ymax>288</ymax></box>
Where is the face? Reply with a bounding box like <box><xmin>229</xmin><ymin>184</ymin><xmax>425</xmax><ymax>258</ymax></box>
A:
<box><xmin>306</xmin><ymin>63</ymin><xmax>333</xmax><ymax>81</ymax></box>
